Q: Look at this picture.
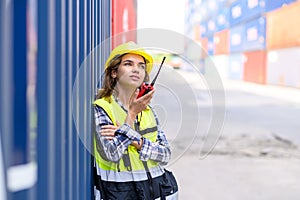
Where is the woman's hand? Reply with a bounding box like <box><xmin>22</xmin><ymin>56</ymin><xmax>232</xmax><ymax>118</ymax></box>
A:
<box><xmin>124</xmin><ymin>89</ymin><xmax>154</xmax><ymax>126</ymax></box>
<box><xmin>127</xmin><ymin>89</ymin><xmax>155</xmax><ymax>121</ymax></box>
<box><xmin>131</xmin><ymin>139</ymin><xmax>143</xmax><ymax>151</ymax></box>
<box><xmin>100</xmin><ymin>124</ymin><xmax>119</xmax><ymax>140</ymax></box>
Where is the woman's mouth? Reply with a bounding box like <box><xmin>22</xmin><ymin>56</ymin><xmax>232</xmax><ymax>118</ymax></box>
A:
<box><xmin>130</xmin><ymin>75</ymin><xmax>140</xmax><ymax>81</ymax></box>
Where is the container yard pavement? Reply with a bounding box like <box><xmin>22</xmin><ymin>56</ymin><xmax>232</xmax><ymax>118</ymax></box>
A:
<box><xmin>223</xmin><ymin>79</ymin><xmax>300</xmax><ymax>105</ymax></box>
<box><xmin>165</xmin><ymin>72</ymin><xmax>300</xmax><ymax>200</ymax></box>
<box><xmin>169</xmin><ymin>154</ymin><xmax>300</xmax><ymax>200</ymax></box>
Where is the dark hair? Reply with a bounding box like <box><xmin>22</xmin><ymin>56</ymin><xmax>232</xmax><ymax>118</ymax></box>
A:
<box><xmin>95</xmin><ymin>54</ymin><xmax>150</xmax><ymax>100</ymax></box>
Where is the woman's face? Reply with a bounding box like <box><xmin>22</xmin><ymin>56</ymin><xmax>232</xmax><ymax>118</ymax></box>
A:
<box><xmin>114</xmin><ymin>53</ymin><xmax>147</xmax><ymax>90</ymax></box>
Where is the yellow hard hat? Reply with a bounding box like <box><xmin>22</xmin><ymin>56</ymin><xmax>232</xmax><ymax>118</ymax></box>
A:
<box><xmin>105</xmin><ymin>41</ymin><xmax>153</xmax><ymax>74</ymax></box>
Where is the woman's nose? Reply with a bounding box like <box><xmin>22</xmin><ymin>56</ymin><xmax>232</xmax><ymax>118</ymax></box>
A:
<box><xmin>132</xmin><ymin>64</ymin><xmax>140</xmax><ymax>72</ymax></box>
<box><xmin>132</xmin><ymin>67</ymin><xmax>139</xmax><ymax>73</ymax></box>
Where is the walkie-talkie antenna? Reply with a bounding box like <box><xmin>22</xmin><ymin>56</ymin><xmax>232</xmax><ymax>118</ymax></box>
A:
<box><xmin>150</xmin><ymin>56</ymin><xmax>166</xmax><ymax>86</ymax></box>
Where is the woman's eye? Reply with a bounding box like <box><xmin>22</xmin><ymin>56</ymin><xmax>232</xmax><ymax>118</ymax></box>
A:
<box><xmin>124</xmin><ymin>62</ymin><xmax>132</xmax><ymax>66</ymax></box>
<box><xmin>140</xmin><ymin>65</ymin><xmax>146</xmax><ymax>69</ymax></box>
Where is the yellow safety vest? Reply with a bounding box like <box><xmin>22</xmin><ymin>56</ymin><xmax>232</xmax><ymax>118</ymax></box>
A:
<box><xmin>93</xmin><ymin>96</ymin><xmax>162</xmax><ymax>182</ymax></box>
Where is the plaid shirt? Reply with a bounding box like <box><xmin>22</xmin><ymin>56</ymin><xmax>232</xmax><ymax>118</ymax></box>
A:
<box><xmin>94</xmin><ymin>100</ymin><xmax>171</xmax><ymax>165</ymax></box>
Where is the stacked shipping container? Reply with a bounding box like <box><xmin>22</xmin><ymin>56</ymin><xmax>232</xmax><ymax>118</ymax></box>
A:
<box><xmin>266</xmin><ymin>1</ymin><xmax>300</xmax><ymax>87</ymax></box>
<box><xmin>186</xmin><ymin>0</ymin><xmax>300</xmax><ymax>88</ymax></box>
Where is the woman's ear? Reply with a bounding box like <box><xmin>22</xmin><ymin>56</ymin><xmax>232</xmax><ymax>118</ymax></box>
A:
<box><xmin>111</xmin><ymin>70</ymin><xmax>117</xmax><ymax>78</ymax></box>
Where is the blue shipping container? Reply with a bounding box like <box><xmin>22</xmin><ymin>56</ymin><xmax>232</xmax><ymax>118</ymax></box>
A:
<box><xmin>200</xmin><ymin>22</ymin><xmax>208</xmax><ymax>38</ymax></box>
<box><xmin>243</xmin><ymin>0</ymin><xmax>296</xmax><ymax>21</ymax></box>
<box><xmin>206</xmin><ymin>19</ymin><xmax>217</xmax><ymax>36</ymax></box>
<box><xmin>208</xmin><ymin>36</ymin><xmax>215</xmax><ymax>55</ymax></box>
<box><xmin>229</xmin><ymin>0</ymin><xmax>247</xmax><ymax>26</ymax></box>
<box><xmin>201</xmin><ymin>0</ymin><xmax>219</xmax><ymax>20</ymax></box>
<box><xmin>0</xmin><ymin>0</ymin><xmax>111</xmax><ymax>199</ymax></box>
<box><xmin>229</xmin><ymin>0</ymin><xmax>295</xmax><ymax>26</ymax></box>
<box><xmin>229</xmin><ymin>24</ymin><xmax>244</xmax><ymax>53</ymax></box>
<box><xmin>217</xmin><ymin>0</ymin><xmax>229</xmax><ymax>7</ymax></box>
<box><xmin>243</xmin><ymin>0</ymin><xmax>265</xmax><ymax>20</ymax></box>
<box><xmin>264</xmin><ymin>0</ymin><xmax>296</xmax><ymax>12</ymax></box>
<box><xmin>228</xmin><ymin>53</ymin><xmax>244</xmax><ymax>80</ymax></box>
<box><xmin>244</xmin><ymin>16</ymin><xmax>266</xmax><ymax>51</ymax></box>
<box><xmin>215</xmin><ymin>7</ymin><xmax>230</xmax><ymax>32</ymax></box>
<box><xmin>199</xmin><ymin>3</ymin><xmax>210</xmax><ymax>21</ymax></box>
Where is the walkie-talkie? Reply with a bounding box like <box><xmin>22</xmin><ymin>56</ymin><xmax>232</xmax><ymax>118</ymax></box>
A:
<box><xmin>137</xmin><ymin>56</ymin><xmax>166</xmax><ymax>98</ymax></box>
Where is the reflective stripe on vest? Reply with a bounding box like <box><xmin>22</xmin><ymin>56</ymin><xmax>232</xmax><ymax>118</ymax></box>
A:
<box><xmin>93</xmin><ymin>96</ymin><xmax>159</xmax><ymax>180</ymax></box>
<box><xmin>95</xmin><ymin>164</ymin><xmax>164</xmax><ymax>182</ymax></box>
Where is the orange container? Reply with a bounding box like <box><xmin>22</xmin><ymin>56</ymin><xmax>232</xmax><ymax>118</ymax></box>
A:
<box><xmin>214</xmin><ymin>29</ymin><xmax>229</xmax><ymax>55</ymax></box>
<box><xmin>199</xmin><ymin>37</ymin><xmax>208</xmax><ymax>58</ymax></box>
<box><xmin>243</xmin><ymin>50</ymin><xmax>267</xmax><ymax>84</ymax></box>
<box><xmin>266</xmin><ymin>1</ymin><xmax>300</xmax><ymax>50</ymax></box>
<box><xmin>193</xmin><ymin>25</ymin><xmax>201</xmax><ymax>40</ymax></box>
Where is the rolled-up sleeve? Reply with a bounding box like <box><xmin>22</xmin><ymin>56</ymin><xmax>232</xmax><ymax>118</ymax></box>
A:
<box><xmin>94</xmin><ymin>106</ymin><xmax>141</xmax><ymax>162</ymax></box>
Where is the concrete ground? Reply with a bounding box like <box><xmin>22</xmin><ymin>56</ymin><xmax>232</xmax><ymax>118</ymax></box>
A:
<box><xmin>169</xmin><ymin>154</ymin><xmax>300</xmax><ymax>200</ymax></box>
<box><xmin>156</xmin><ymin>70</ymin><xmax>300</xmax><ymax>200</ymax></box>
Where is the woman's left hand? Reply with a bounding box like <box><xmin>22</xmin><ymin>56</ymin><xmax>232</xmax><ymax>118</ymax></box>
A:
<box><xmin>100</xmin><ymin>124</ymin><xmax>119</xmax><ymax>140</ymax></box>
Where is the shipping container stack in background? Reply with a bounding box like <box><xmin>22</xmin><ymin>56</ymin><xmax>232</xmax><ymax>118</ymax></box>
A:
<box><xmin>201</xmin><ymin>0</ymin><xmax>232</xmax><ymax>79</ymax></box>
<box><xmin>184</xmin><ymin>0</ymin><xmax>208</xmax><ymax>64</ymax></box>
<box><xmin>266</xmin><ymin>1</ymin><xmax>300</xmax><ymax>87</ymax></box>
<box><xmin>184</xmin><ymin>0</ymin><xmax>300</xmax><ymax>88</ymax></box>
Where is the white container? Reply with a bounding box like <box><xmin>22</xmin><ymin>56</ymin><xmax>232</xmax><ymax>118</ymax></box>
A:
<box><xmin>228</xmin><ymin>53</ymin><xmax>245</xmax><ymax>80</ymax></box>
<box><xmin>267</xmin><ymin>47</ymin><xmax>300</xmax><ymax>88</ymax></box>
<box><xmin>206</xmin><ymin>55</ymin><xmax>230</xmax><ymax>79</ymax></box>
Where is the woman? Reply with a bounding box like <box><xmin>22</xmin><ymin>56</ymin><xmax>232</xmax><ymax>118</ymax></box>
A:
<box><xmin>93</xmin><ymin>41</ymin><xmax>178</xmax><ymax>200</ymax></box>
